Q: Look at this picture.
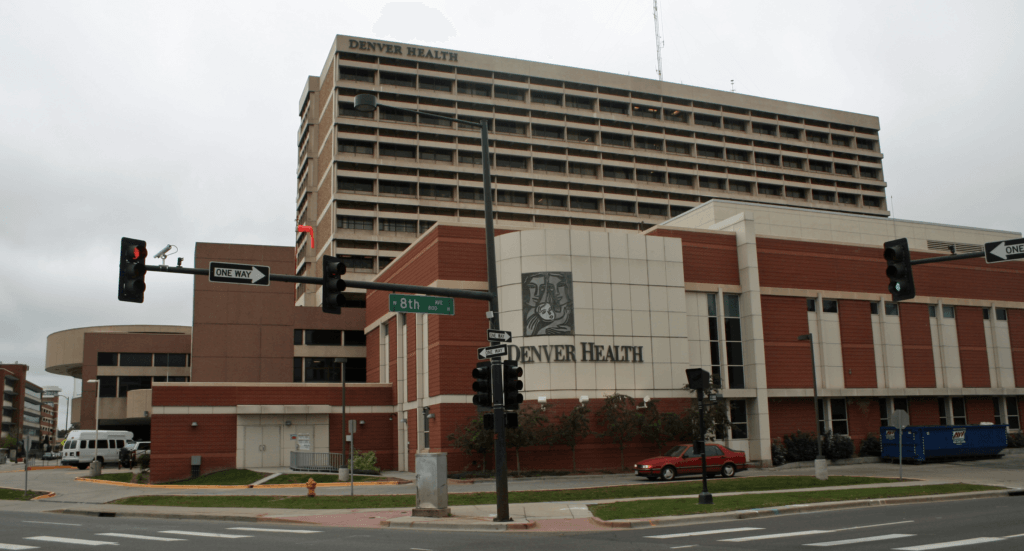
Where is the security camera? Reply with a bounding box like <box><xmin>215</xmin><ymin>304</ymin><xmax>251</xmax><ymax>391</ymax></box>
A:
<box><xmin>538</xmin><ymin>396</ymin><xmax>547</xmax><ymax>404</ymax></box>
<box><xmin>154</xmin><ymin>245</ymin><xmax>173</xmax><ymax>259</ymax></box>
<box><xmin>579</xmin><ymin>395</ymin><xmax>589</xmax><ymax>404</ymax></box>
<box><xmin>644</xmin><ymin>396</ymin><xmax>651</xmax><ymax>403</ymax></box>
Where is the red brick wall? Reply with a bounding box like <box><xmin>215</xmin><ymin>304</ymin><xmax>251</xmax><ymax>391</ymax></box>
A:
<box><xmin>901</xmin><ymin>303</ymin><xmax>936</xmax><ymax>388</ymax></box>
<box><xmin>846</xmin><ymin>398</ymin><xmax>880</xmax><ymax>453</ymax></box>
<box><xmin>329</xmin><ymin>413</ymin><xmax>396</xmax><ymax>471</ymax></box>
<box><xmin>838</xmin><ymin>300</ymin><xmax>876</xmax><ymax>388</ymax></box>
<box><xmin>1007</xmin><ymin>309</ymin><xmax>1024</xmax><ymax>387</ymax></box>
<box><xmin>152</xmin><ymin>384</ymin><xmax>392</xmax><ymax>408</ymax></box>
<box><xmin>956</xmin><ymin>307</ymin><xmax>991</xmax><ymax>388</ymax></box>
<box><xmin>433</xmin><ymin>298</ymin><xmax>490</xmax><ymax>395</ymax></box>
<box><xmin>965</xmin><ymin>398</ymin><xmax>995</xmax><ymax>425</ymax></box>
<box><xmin>762</xmin><ymin>296</ymin><xmax>813</xmax><ymax>388</ymax></box>
<box><xmin>768</xmin><ymin>399</ymin><xmax>817</xmax><ymax>438</ymax></box>
<box><xmin>649</xmin><ymin>228</ymin><xmax>739</xmax><ymax>285</ymax></box>
<box><xmin>909</xmin><ymin>398</ymin><xmax>940</xmax><ymax>426</ymax></box>
<box><xmin>150</xmin><ymin>414</ymin><xmax>236</xmax><ymax>483</ymax></box>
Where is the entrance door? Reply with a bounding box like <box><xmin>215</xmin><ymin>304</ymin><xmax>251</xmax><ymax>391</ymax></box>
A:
<box><xmin>243</xmin><ymin>426</ymin><xmax>263</xmax><ymax>469</ymax></box>
<box><xmin>262</xmin><ymin>425</ymin><xmax>281</xmax><ymax>468</ymax></box>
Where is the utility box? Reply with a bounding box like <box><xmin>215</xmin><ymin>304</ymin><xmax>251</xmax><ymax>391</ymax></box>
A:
<box><xmin>881</xmin><ymin>425</ymin><xmax>1008</xmax><ymax>462</ymax></box>
<box><xmin>412</xmin><ymin>452</ymin><xmax>449</xmax><ymax>517</ymax></box>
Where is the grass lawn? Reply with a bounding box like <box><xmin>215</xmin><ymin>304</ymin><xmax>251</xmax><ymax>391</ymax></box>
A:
<box><xmin>160</xmin><ymin>469</ymin><xmax>267</xmax><ymax>486</ymax></box>
<box><xmin>268</xmin><ymin>474</ymin><xmax>379</xmax><ymax>484</ymax></box>
<box><xmin>0</xmin><ymin>488</ymin><xmax>48</xmax><ymax>500</ymax></box>
<box><xmin>111</xmin><ymin>475</ymin><xmax>897</xmax><ymax>510</ymax></box>
<box><xmin>589</xmin><ymin>483</ymin><xmax>997</xmax><ymax>520</ymax></box>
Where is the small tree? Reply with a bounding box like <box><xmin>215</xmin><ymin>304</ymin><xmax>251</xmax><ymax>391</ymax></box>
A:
<box><xmin>681</xmin><ymin>381</ymin><xmax>732</xmax><ymax>443</ymax></box>
<box><xmin>548</xmin><ymin>403</ymin><xmax>592</xmax><ymax>473</ymax></box>
<box><xmin>447</xmin><ymin>413</ymin><xmax>494</xmax><ymax>471</ymax></box>
<box><xmin>640</xmin><ymin>399</ymin><xmax>686</xmax><ymax>452</ymax></box>
<box><xmin>596</xmin><ymin>394</ymin><xmax>644</xmax><ymax>471</ymax></box>
<box><xmin>506</xmin><ymin>405</ymin><xmax>548</xmax><ymax>475</ymax></box>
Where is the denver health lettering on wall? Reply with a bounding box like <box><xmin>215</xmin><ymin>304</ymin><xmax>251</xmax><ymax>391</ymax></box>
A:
<box><xmin>509</xmin><ymin>343</ymin><xmax>644</xmax><ymax>364</ymax></box>
<box><xmin>349</xmin><ymin>40</ymin><xmax>459</xmax><ymax>62</ymax></box>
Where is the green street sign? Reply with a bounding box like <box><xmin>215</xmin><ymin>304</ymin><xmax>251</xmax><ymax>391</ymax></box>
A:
<box><xmin>389</xmin><ymin>294</ymin><xmax>455</xmax><ymax>315</ymax></box>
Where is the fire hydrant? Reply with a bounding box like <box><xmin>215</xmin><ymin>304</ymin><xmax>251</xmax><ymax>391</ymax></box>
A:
<box><xmin>306</xmin><ymin>477</ymin><xmax>317</xmax><ymax>497</ymax></box>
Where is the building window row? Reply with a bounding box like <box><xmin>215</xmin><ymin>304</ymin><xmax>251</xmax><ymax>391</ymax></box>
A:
<box><xmin>292</xmin><ymin>357</ymin><xmax>368</xmax><ymax>383</ymax></box>
<box><xmin>95</xmin><ymin>375</ymin><xmax>191</xmax><ymax>398</ymax></box>
<box><xmin>96</xmin><ymin>352</ymin><xmax>190</xmax><ymax>367</ymax></box>
<box><xmin>293</xmin><ymin>329</ymin><xmax>366</xmax><ymax>347</ymax></box>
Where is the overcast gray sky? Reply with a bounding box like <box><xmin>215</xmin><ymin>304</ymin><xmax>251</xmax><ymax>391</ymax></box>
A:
<box><xmin>2</xmin><ymin>1</ymin><xmax>1022</xmax><ymax>428</ymax></box>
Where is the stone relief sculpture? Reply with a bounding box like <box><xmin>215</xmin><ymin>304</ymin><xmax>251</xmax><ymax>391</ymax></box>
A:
<box><xmin>521</xmin><ymin>271</ymin><xmax>574</xmax><ymax>336</ymax></box>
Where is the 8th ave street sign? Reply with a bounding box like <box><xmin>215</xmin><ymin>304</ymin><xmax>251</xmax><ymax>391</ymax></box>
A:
<box><xmin>985</xmin><ymin>238</ymin><xmax>1024</xmax><ymax>263</ymax></box>
<box><xmin>389</xmin><ymin>294</ymin><xmax>455</xmax><ymax>315</ymax></box>
<box><xmin>209</xmin><ymin>262</ymin><xmax>269</xmax><ymax>286</ymax></box>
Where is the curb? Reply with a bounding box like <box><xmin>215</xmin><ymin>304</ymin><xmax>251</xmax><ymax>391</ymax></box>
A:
<box><xmin>380</xmin><ymin>518</ymin><xmax>537</xmax><ymax>531</ymax></box>
<box><xmin>50</xmin><ymin>509</ymin><xmax>317</xmax><ymax>525</ymax></box>
<box><xmin>590</xmin><ymin>489</ymin><xmax>1019</xmax><ymax>528</ymax></box>
<box><xmin>74</xmin><ymin>477</ymin><xmax>402</xmax><ymax>489</ymax></box>
<box><xmin>31</xmin><ymin>491</ymin><xmax>57</xmax><ymax>500</ymax></box>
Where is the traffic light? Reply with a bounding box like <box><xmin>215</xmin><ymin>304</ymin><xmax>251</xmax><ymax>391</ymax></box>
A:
<box><xmin>502</xmin><ymin>360</ymin><xmax>523</xmax><ymax>411</ymax></box>
<box><xmin>483</xmin><ymin>413</ymin><xmax>494</xmax><ymax>430</ymax></box>
<box><xmin>883</xmin><ymin>238</ymin><xmax>916</xmax><ymax>301</ymax></box>
<box><xmin>472</xmin><ymin>361</ymin><xmax>493</xmax><ymax>407</ymax></box>
<box><xmin>118</xmin><ymin>237</ymin><xmax>148</xmax><ymax>303</ymax></box>
<box><xmin>686</xmin><ymin>368</ymin><xmax>710</xmax><ymax>391</ymax></box>
<box><xmin>322</xmin><ymin>255</ymin><xmax>347</xmax><ymax>314</ymax></box>
<box><xmin>505</xmin><ymin>412</ymin><xmax>519</xmax><ymax>429</ymax></box>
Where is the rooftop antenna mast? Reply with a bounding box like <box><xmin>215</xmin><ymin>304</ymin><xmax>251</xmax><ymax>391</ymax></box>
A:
<box><xmin>653</xmin><ymin>0</ymin><xmax>665</xmax><ymax>81</ymax></box>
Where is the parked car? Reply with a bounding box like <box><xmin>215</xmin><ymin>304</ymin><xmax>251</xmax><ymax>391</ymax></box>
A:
<box><xmin>42</xmin><ymin>452</ymin><xmax>60</xmax><ymax>460</ymax></box>
<box><xmin>119</xmin><ymin>441</ymin><xmax>150</xmax><ymax>468</ymax></box>
<box><xmin>634</xmin><ymin>443</ymin><xmax>747</xmax><ymax>481</ymax></box>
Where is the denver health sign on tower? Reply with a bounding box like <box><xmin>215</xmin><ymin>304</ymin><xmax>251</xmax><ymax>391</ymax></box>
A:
<box><xmin>495</xmin><ymin>229</ymin><xmax>689</xmax><ymax>393</ymax></box>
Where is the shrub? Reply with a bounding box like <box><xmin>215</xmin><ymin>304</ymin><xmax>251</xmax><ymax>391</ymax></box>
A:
<box><xmin>136</xmin><ymin>453</ymin><xmax>151</xmax><ymax>472</ymax></box>
<box><xmin>1007</xmin><ymin>432</ymin><xmax>1024</xmax><ymax>448</ymax></box>
<box><xmin>782</xmin><ymin>431</ymin><xmax>818</xmax><ymax>462</ymax></box>
<box><xmin>859</xmin><ymin>433</ymin><xmax>882</xmax><ymax>456</ymax></box>
<box><xmin>823</xmin><ymin>432</ymin><xmax>854</xmax><ymax>460</ymax></box>
<box><xmin>352</xmin><ymin>450</ymin><xmax>379</xmax><ymax>474</ymax></box>
<box><xmin>771</xmin><ymin>438</ymin><xmax>787</xmax><ymax>466</ymax></box>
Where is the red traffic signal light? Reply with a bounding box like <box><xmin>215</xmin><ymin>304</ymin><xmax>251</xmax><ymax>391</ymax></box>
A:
<box><xmin>118</xmin><ymin>237</ymin><xmax>148</xmax><ymax>303</ymax></box>
<box><xmin>472</xmin><ymin>361</ymin><xmax>493</xmax><ymax>407</ymax></box>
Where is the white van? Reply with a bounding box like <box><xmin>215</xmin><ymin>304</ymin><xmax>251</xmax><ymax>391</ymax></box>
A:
<box><xmin>61</xmin><ymin>430</ymin><xmax>135</xmax><ymax>470</ymax></box>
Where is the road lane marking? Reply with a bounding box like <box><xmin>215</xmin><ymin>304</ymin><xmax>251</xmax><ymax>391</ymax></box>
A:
<box><xmin>669</xmin><ymin>547</ymin><xmax>695</xmax><ymax>549</ymax></box>
<box><xmin>722</xmin><ymin>530</ymin><xmax>830</xmax><ymax>541</ymax></box>
<box><xmin>229</xmin><ymin>524</ymin><xmax>321</xmax><ymax>528</ymax></box>
<box><xmin>97</xmin><ymin>534</ymin><xmax>186</xmax><ymax>541</ymax></box>
<box><xmin>158</xmin><ymin>531</ymin><xmax>251</xmax><ymax>539</ymax></box>
<box><xmin>22</xmin><ymin>521</ymin><xmax>82</xmax><ymax>526</ymax></box>
<box><xmin>0</xmin><ymin>544</ymin><xmax>39</xmax><ymax>550</ymax></box>
<box><xmin>25</xmin><ymin>536</ymin><xmax>117</xmax><ymax>546</ymax></box>
<box><xmin>805</xmin><ymin>533</ymin><xmax>915</xmax><ymax>546</ymax></box>
<box><xmin>646</xmin><ymin>527</ymin><xmax>764</xmax><ymax>539</ymax></box>
<box><xmin>895</xmin><ymin>538</ymin><xmax>1003</xmax><ymax>550</ymax></box>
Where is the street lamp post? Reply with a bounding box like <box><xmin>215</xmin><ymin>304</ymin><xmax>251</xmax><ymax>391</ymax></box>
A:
<box><xmin>351</xmin><ymin>93</ymin><xmax>510</xmax><ymax>521</ymax></box>
<box><xmin>797</xmin><ymin>333</ymin><xmax>828</xmax><ymax>480</ymax></box>
<box><xmin>86</xmin><ymin>379</ymin><xmax>100</xmax><ymax>474</ymax></box>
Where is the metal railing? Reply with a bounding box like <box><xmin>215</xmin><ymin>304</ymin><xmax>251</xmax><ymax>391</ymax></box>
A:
<box><xmin>290</xmin><ymin>451</ymin><xmax>345</xmax><ymax>473</ymax></box>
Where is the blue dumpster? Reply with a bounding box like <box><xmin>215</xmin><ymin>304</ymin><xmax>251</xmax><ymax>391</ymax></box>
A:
<box><xmin>881</xmin><ymin>425</ymin><xmax>1008</xmax><ymax>462</ymax></box>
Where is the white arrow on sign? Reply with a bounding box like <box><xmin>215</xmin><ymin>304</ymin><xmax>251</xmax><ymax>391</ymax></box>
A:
<box><xmin>991</xmin><ymin>242</ymin><xmax>1008</xmax><ymax>261</ymax></box>
<box><xmin>477</xmin><ymin>345</ymin><xmax>508</xmax><ymax>359</ymax></box>
<box><xmin>216</xmin><ymin>267</ymin><xmax>266</xmax><ymax>283</ymax></box>
<box><xmin>209</xmin><ymin>262</ymin><xmax>271</xmax><ymax>286</ymax></box>
<box><xmin>985</xmin><ymin>238</ymin><xmax>1024</xmax><ymax>263</ymax></box>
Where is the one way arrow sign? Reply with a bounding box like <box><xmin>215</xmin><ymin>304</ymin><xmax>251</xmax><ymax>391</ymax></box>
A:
<box><xmin>209</xmin><ymin>262</ymin><xmax>271</xmax><ymax>286</ymax></box>
<box><xmin>985</xmin><ymin>238</ymin><xmax>1024</xmax><ymax>264</ymax></box>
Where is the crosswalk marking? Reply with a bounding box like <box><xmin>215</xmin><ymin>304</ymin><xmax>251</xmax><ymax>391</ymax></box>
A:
<box><xmin>97</xmin><ymin>534</ymin><xmax>186</xmax><ymax>542</ymax></box>
<box><xmin>805</xmin><ymin>534</ymin><xmax>915</xmax><ymax>546</ymax></box>
<box><xmin>25</xmin><ymin>536</ymin><xmax>117</xmax><ymax>546</ymax></box>
<box><xmin>228</xmin><ymin>524</ymin><xmax>323</xmax><ymax>528</ymax></box>
<box><xmin>722</xmin><ymin>529</ymin><xmax>830</xmax><ymax>542</ymax></box>
<box><xmin>894</xmin><ymin>538</ymin><xmax>1004</xmax><ymax>550</ymax></box>
<box><xmin>0</xmin><ymin>544</ymin><xmax>39</xmax><ymax>550</ymax></box>
<box><xmin>646</xmin><ymin>527</ymin><xmax>764</xmax><ymax>539</ymax></box>
<box><xmin>158</xmin><ymin>531</ymin><xmax>252</xmax><ymax>539</ymax></box>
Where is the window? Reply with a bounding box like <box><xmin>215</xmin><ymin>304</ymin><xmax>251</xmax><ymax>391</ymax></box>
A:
<box><xmin>418</xmin><ymin>76</ymin><xmax>452</xmax><ymax>92</ymax></box>
<box><xmin>603</xmin><ymin>166</ymin><xmax>631</xmax><ymax>180</ymax></box>
<box><xmin>893</xmin><ymin>398</ymin><xmax>908</xmax><ymax>419</ymax></box>
<box><xmin>807</xmin><ymin>132</ymin><xmax>828</xmax><ymax>144</ymax></box>
<box><xmin>457</xmin><ymin>81</ymin><xmax>491</xmax><ymax>97</ymax></box>
<box><xmin>459</xmin><ymin>187</ymin><xmax>484</xmax><ymax>202</ymax></box>
<box><xmin>338</xmin><ymin>140</ymin><xmax>373</xmax><ymax>155</ymax></box>
<box><xmin>98</xmin><ymin>376</ymin><xmax>117</xmax><ymax>398</ymax></box>
<box><xmin>700</xmin><ymin>177</ymin><xmax>725</xmax><ymax>190</ymax></box>
<box><xmin>951</xmin><ymin>397</ymin><xmax>966</xmax><ymax>424</ymax></box>
<box><xmin>879</xmin><ymin>398</ymin><xmax>889</xmax><ymax>427</ymax></box>
<box><xmin>929</xmin><ymin>305</ymin><xmax>936</xmax><ymax>317</ymax></box>
<box><xmin>569</xmin><ymin>162</ymin><xmax>597</xmax><ymax>176</ymax></box>
<box><xmin>305</xmin><ymin>330</ymin><xmax>341</xmax><ymax>346</ymax></box>
<box><xmin>532</xmin><ymin>91</ymin><xmax>562</xmax><ymax>106</ymax></box>
<box><xmin>379</xmin><ymin>219</ymin><xmax>417</xmax><ymax>233</ymax></box>
<box><xmin>534</xmin><ymin>159</ymin><xmax>565</xmax><ymax>173</ymax></box>
<box><xmin>807</xmin><ymin>298</ymin><xmax>816</xmax><ymax>312</ymax></box>
<box><xmin>533</xmin><ymin>125</ymin><xmax>563</xmax><ymax>140</ymax></box>
<box><xmin>379</xmin><ymin>71</ymin><xmax>415</xmax><ymax>88</ymax></box>
<box><xmin>342</xmin><ymin>255</ymin><xmax>374</xmax><ymax>270</ymax></box>
<box><xmin>420</xmin><ymin>183</ymin><xmax>453</xmax><ymax>199</ymax></box>
<box><xmin>567</xmin><ymin>128</ymin><xmax>595</xmax><ymax>143</ymax></box>
<box><xmin>420</xmin><ymin>148</ymin><xmax>453</xmax><ymax>162</ymax></box>
<box><xmin>694</xmin><ymin>114</ymin><xmax>721</xmax><ymax>128</ymax></box>
<box><xmin>708</xmin><ymin>294</ymin><xmax>722</xmax><ymax>387</ymax></box>
<box><xmin>496</xmin><ymin>155</ymin><xmax>528</xmax><ymax>169</ymax></box>
<box><xmin>729</xmin><ymin>181</ymin><xmax>751</xmax><ymax>193</ymax></box>
<box><xmin>727</xmin><ymin>150</ymin><xmax>749</xmax><ymax>162</ymax></box>
<box><xmin>638</xmin><ymin>203</ymin><xmax>667</xmax><ymax>216</ymax></box>
<box><xmin>420</xmin><ymin>221</ymin><xmax>435</xmax><ymax>233</ymax></box>
<box><xmin>724</xmin><ymin>294</ymin><xmax>744</xmax><ymax>389</ymax></box>
<box><xmin>344</xmin><ymin>330</ymin><xmax>367</xmax><ymax>346</ymax></box>
<box><xmin>339</xmin><ymin>67</ymin><xmax>374</xmax><ymax>83</ymax></box>
<box><xmin>856</xmin><ymin>138</ymin><xmax>875</xmax><ymax>151</ymax></box>
<box><xmin>871</xmin><ymin>302</ymin><xmax>879</xmax><ymax>315</ymax></box>
<box><xmin>379</xmin><ymin>143</ymin><xmax>415</xmax><ymax>158</ymax></box>
<box><xmin>885</xmin><ymin>302</ymin><xmax>899</xmax><ymax>316</ymax></box>
<box><xmin>632</xmin><ymin>104</ymin><xmax>659</xmax><ymax>119</ymax></box>
<box><xmin>809</xmin><ymin>161</ymin><xmax>831</xmax><ymax>173</ymax></box>
<box><xmin>830</xmin><ymin>399</ymin><xmax>848</xmax><ymax>435</ymax></box>
<box><xmin>752</xmin><ymin>123</ymin><xmax>776</xmax><ymax>136</ymax></box>
<box><xmin>813</xmin><ymin>190</ymin><xmax>835</xmax><ymax>202</ymax></box>
<box><xmin>154</xmin><ymin>353</ymin><xmax>187</xmax><ymax>367</ymax></box>
<box><xmin>294</xmin><ymin>330</ymin><xmax>303</xmax><ymax>345</ymax></box>
<box><xmin>635</xmin><ymin>137</ymin><xmax>662</xmax><ymax>151</ymax></box>
<box><xmin>599</xmin><ymin>99</ymin><xmax>628</xmax><ymax>115</ymax></box>
<box><xmin>565</xmin><ymin>95</ymin><xmax>593</xmax><ymax>110</ymax></box>
<box><xmin>822</xmin><ymin>299</ymin><xmax>838</xmax><ymax>313</ymax></box>
<box><xmin>604</xmin><ymin>200</ymin><xmax>634</xmax><ymax>214</ymax></box>
<box><xmin>697</xmin><ymin>145</ymin><xmax>723</xmax><ymax>159</ymax></box>
<box><xmin>664</xmin><ymin>109</ymin><xmax>687</xmax><ymax>123</ymax></box>
<box><xmin>755</xmin><ymin>153</ymin><xmax>779</xmax><ymax>166</ymax></box>
<box><xmin>818</xmin><ymin>399</ymin><xmax>826</xmax><ymax>436</ymax></box>
<box><xmin>494</xmin><ymin>86</ymin><xmax>526</xmax><ymax>101</ymax></box>
<box><xmin>780</xmin><ymin>127</ymin><xmax>800</xmax><ymax>139</ymax></box>
<box><xmin>379</xmin><ymin>181</ymin><xmax>415</xmax><ymax>195</ymax></box>
<box><xmin>669</xmin><ymin>174</ymin><xmax>692</xmax><ymax>187</ymax></box>
<box><xmin>494</xmin><ymin>120</ymin><xmax>526</xmax><ymax>135</ymax></box>
<box><xmin>832</xmin><ymin>135</ymin><xmax>850</xmax><ymax>147</ymax></box>
<box><xmin>997</xmin><ymin>308</ymin><xmax>1008</xmax><ymax>321</ymax></box>
<box><xmin>666</xmin><ymin>141</ymin><xmax>691</xmax><ymax>155</ymax></box>
<box><xmin>496</xmin><ymin>190</ymin><xmax>528</xmax><ymax>205</ymax></box>
<box><xmin>786</xmin><ymin>188</ymin><xmax>806</xmax><ymax>199</ymax></box>
<box><xmin>636</xmin><ymin>170</ymin><xmax>664</xmax><ymax>183</ymax></box>
<box><xmin>120</xmin><ymin>353</ymin><xmax>152</xmax><ymax>366</ymax></box>
<box><xmin>983</xmin><ymin>309</ymin><xmax>990</xmax><ymax>320</ymax></box>
<box><xmin>835</xmin><ymin>164</ymin><xmax>854</xmax><ymax>176</ymax></box>
<box><xmin>535</xmin><ymin>194</ymin><xmax>566</xmax><ymax>208</ymax></box>
<box><xmin>97</xmin><ymin>353</ymin><xmax>117</xmax><ymax>366</ymax></box>
<box><xmin>783</xmin><ymin>157</ymin><xmax>803</xmax><ymax>169</ymax></box>
<box><xmin>458</xmin><ymin>151</ymin><xmax>482</xmax><ymax>165</ymax></box>
<box><xmin>570</xmin><ymin>197</ymin><xmax>599</xmax><ymax>211</ymax></box>
<box><xmin>337</xmin><ymin>216</ymin><xmax>373</xmax><ymax>231</ymax></box>
<box><xmin>380</xmin><ymin>107</ymin><xmax>416</xmax><ymax>123</ymax></box>
<box><xmin>723</xmin><ymin>118</ymin><xmax>745</xmax><ymax>131</ymax></box>
<box><xmin>1007</xmin><ymin>397</ymin><xmax>1020</xmax><ymax>430</ymax></box>
<box><xmin>118</xmin><ymin>376</ymin><xmax>151</xmax><ymax>397</ymax></box>
<box><xmin>419</xmin><ymin>112</ymin><xmax>452</xmax><ymax>127</ymax></box>
<box><xmin>938</xmin><ymin>398</ymin><xmax>949</xmax><ymax>425</ymax></box>
<box><xmin>602</xmin><ymin>133</ymin><xmax>631</xmax><ymax>147</ymax></box>
<box><xmin>943</xmin><ymin>306</ymin><xmax>955</xmax><ymax>319</ymax></box>
<box><xmin>730</xmin><ymin>401</ymin><xmax>748</xmax><ymax>438</ymax></box>
<box><xmin>861</xmin><ymin>168</ymin><xmax>878</xmax><ymax>179</ymax></box>
<box><xmin>339</xmin><ymin>101</ymin><xmax>374</xmax><ymax>119</ymax></box>
<box><xmin>339</xmin><ymin>178</ymin><xmax>373</xmax><ymax>193</ymax></box>
<box><xmin>759</xmin><ymin>184</ymin><xmax>781</xmax><ymax>196</ymax></box>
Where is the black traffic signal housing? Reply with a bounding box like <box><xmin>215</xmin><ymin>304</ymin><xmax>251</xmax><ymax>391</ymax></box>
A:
<box><xmin>685</xmin><ymin>368</ymin><xmax>710</xmax><ymax>391</ymax></box>
<box><xmin>322</xmin><ymin>255</ymin><xmax>347</xmax><ymax>314</ymax></box>
<box><xmin>472</xmin><ymin>361</ymin><xmax>493</xmax><ymax>408</ymax></box>
<box><xmin>505</xmin><ymin>412</ymin><xmax>519</xmax><ymax>429</ymax></box>
<box><xmin>118</xmin><ymin>237</ymin><xmax>148</xmax><ymax>303</ymax></box>
<box><xmin>883</xmin><ymin>238</ymin><xmax>916</xmax><ymax>301</ymax></box>
<box><xmin>502</xmin><ymin>360</ymin><xmax>524</xmax><ymax>411</ymax></box>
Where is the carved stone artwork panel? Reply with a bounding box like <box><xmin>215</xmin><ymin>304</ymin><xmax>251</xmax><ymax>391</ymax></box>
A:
<box><xmin>522</xmin><ymin>271</ymin><xmax>574</xmax><ymax>336</ymax></box>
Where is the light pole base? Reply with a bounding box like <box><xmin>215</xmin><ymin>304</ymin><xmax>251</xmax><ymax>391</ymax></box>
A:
<box><xmin>814</xmin><ymin>458</ymin><xmax>828</xmax><ymax>481</ymax></box>
<box><xmin>698</xmin><ymin>492</ymin><xmax>713</xmax><ymax>505</ymax></box>
<box><xmin>90</xmin><ymin>459</ymin><xmax>102</xmax><ymax>477</ymax></box>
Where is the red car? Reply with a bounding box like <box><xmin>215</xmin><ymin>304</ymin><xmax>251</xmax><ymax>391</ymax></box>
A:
<box><xmin>634</xmin><ymin>443</ymin><xmax>747</xmax><ymax>481</ymax></box>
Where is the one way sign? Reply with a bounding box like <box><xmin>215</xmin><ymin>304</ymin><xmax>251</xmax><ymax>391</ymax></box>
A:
<box><xmin>985</xmin><ymin>238</ymin><xmax>1024</xmax><ymax>264</ymax></box>
<box><xmin>209</xmin><ymin>262</ymin><xmax>270</xmax><ymax>286</ymax></box>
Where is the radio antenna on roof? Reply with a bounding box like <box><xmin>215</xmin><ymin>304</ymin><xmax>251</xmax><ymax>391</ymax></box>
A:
<box><xmin>653</xmin><ymin>0</ymin><xmax>665</xmax><ymax>81</ymax></box>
